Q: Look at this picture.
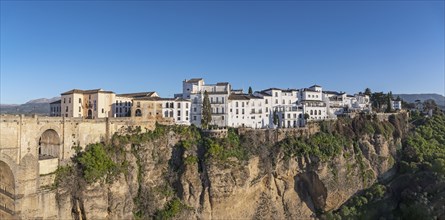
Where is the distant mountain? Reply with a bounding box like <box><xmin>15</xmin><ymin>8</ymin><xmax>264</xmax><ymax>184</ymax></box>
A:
<box><xmin>25</xmin><ymin>97</ymin><xmax>60</xmax><ymax>104</ymax></box>
<box><xmin>0</xmin><ymin>97</ymin><xmax>60</xmax><ymax>115</ymax></box>
<box><xmin>394</xmin><ymin>93</ymin><xmax>445</xmax><ymax>106</ymax></box>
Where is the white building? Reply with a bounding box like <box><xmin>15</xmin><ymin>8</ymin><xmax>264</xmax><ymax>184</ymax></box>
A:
<box><xmin>299</xmin><ymin>85</ymin><xmax>328</xmax><ymax>121</ymax></box>
<box><xmin>391</xmin><ymin>100</ymin><xmax>402</xmax><ymax>110</ymax></box>
<box><xmin>161</xmin><ymin>98</ymin><xmax>191</xmax><ymax>125</ymax></box>
<box><xmin>179</xmin><ymin>78</ymin><xmax>230</xmax><ymax>128</ymax></box>
<box><xmin>49</xmin><ymin>100</ymin><xmax>61</xmax><ymax>117</ymax></box>
<box><xmin>255</xmin><ymin>88</ymin><xmax>302</xmax><ymax>128</ymax></box>
<box><xmin>227</xmin><ymin>94</ymin><xmax>270</xmax><ymax>128</ymax></box>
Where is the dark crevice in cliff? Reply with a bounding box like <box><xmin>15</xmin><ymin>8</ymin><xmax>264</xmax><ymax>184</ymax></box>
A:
<box><xmin>295</xmin><ymin>171</ymin><xmax>327</xmax><ymax>213</ymax></box>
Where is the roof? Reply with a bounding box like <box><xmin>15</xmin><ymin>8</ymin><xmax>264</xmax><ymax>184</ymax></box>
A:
<box><xmin>323</xmin><ymin>90</ymin><xmax>345</xmax><ymax>95</ymax></box>
<box><xmin>247</xmin><ymin>94</ymin><xmax>263</xmax><ymax>99</ymax></box>
<box><xmin>133</xmin><ymin>97</ymin><xmax>190</xmax><ymax>102</ymax></box>
<box><xmin>228</xmin><ymin>94</ymin><xmax>250</xmax><ymax>100</ymax></box>
<box><xmin>282</xmin><ymin>89</ymin><xmax>298</xmax><ymax>93</ymax></box>
<box><xmin>216</xmin><ymin>82</ymin><xmax>229</xmax><ymax>86</ymax></box>
<box><xmin>61</xmin><ymin>89</ymin><xmax>113</xmax><ymax>95</ymax></box>
<box><xmin>117</xmin><ymin>92</ymin><xmax>158</xmax><ymax>98</ymax></box>
<box><xmin>185</xmin><ymin>78</ymin><xmax>203</xmax><ymax>83</ymax></box>
<box><xmin>50</xmin><ymin>100</ymin><xmax>61</xmax><ymax>104</ymax></box>
<box><xmin>262</xmin><ymin>88</ymin><xmax>283</xmax><ymax>92</ymax></box>
<box><xmin>310</xmin><ymin>84</ymin><xmax>322</xmax><ymax>88</ymax></box>
<box><xmin>256</xmin><ymin>91</ymin><xmax>272</xmax><ymax>96</ymax></box>
<box><xmin>301</xmin><ymin>88</ymin><xmax>319</xmax><ymax>92</ymax></box>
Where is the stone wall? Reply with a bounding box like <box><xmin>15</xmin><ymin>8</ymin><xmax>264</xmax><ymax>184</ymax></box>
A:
<box><xmin>0</xmin><ymin>114</ymin><xmax>172</xmax><ymax>219</ymax></box>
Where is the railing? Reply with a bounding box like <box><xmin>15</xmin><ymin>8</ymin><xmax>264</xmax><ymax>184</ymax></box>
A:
<box><xmin>0</xmin><ymin>188</ymin><xmax>14</xmax><ymax>199</ymax></box>
<box><xmin>0</xmin><ymin>204</ymin><xmax>14</xmax><ymax>215</ymax></box>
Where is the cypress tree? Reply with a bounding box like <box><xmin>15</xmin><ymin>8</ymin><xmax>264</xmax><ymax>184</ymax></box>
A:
<box><xmin>201</xmin><ymin>91</ymin><xmax>212</xmax><ymax>129</ymax></box>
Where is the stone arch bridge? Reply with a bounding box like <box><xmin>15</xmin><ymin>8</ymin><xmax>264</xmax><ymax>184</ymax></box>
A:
<box><xmin>0</xmin><ymin>114</ymin><xmax>163</xmax><ymax>219</ymax></box>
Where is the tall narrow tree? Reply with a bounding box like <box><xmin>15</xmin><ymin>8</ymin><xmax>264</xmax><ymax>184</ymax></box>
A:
<box><xmin>248</xmin><ymin>86</ymin><xmax>253</xmax><ymax>95</ymax></box>
<box><xmin>364</xmin><ymin>88</ymin><xmax>372</xmax><ymax>96</ymax></box>
<box><xmin>273</xmin><ymin>109</ymin><xmax>279</xmax><ymax>127</ymax></box>
<box><xmin>386</xmin><ymin>92</ymin><xmax>392</xmax><ymax>113</ymax></box>
<box><xmin>201</xmin><ymin>91</ymin><xmax>212</xmax><ymax>129</ymax></box>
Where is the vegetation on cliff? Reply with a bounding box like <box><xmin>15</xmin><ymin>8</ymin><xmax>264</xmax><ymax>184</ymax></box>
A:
<box><xmin>53</xmin><ymin>112</ymin><xmax>428</xmax><ymax>219</ymax></box>
<box><xmin>324</xmin><ymin>113</ymin><xmax>445</xmax><ymax>220</ymax></box>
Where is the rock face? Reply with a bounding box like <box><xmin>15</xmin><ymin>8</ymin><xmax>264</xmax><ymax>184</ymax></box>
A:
<box><xmin>55</xmin><ymin>119</ymin><xmax>404</xmax><ymax>219</ymax></box>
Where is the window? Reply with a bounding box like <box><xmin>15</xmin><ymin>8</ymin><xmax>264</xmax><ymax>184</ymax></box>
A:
<box><xmin>165</xmin><ymin>111</ymin><xmax>169</xmax><ymax>117</ymax></box>
<box><xmin>222</xmin><ymin>97</ymin><xmax>225</xmax><ymax>103</ymax></box>
<box><xmin>236</xmin><ymin>109</ymin><xmax>239</xmax><ymax>114</ymax></box>
<box><xmin>193</xmin><ymin>116</ymin><xmax>197</xmax><ymax>120</ymax></box>
<box><xmin>265</xmin><ymin>99</ymin><xmax>268</xmax><ymax>104</ymax></box>
<box><xmin>287</xmin><ymin>114</ymin><xmax>290</xmax><ymax>118</ymax></box>
<box><xmin>222</xmin><ymin>107</ymin><xmax>224</xmax><ymax>113</ymax></box>
<box><xmin>289</xmin><ymin>100</ymin><xmax>291</xmax><ymax>104</ymax></box>
<box><xmin>186</xmin><ymin>103</ymin><xmax>189</xmax><ymax>108</ymax></box>
<box><xmin>177</xmin><ymin>103</ymin><xmax>181</xmax><ymax>108</ymax></box>
<box><xmin>120</xmin><ymin>101</ymin><xmax>122</xmax><ymax>106</ymax></box>
<box><xmin>137</xmin><ymin>102</ymin><xmax>141</xmax><ymax>107</ymax></box>
<box><xmin>314</xmin><ymin>110</ymin><xmax>317</xmax><ymax>115</ymax></box>
<box><xmin>177</xmin><ymin>117</ymin><xmax>181</xmax><ymax>121</ymax></box>
<box><xmin>319</xmin><ymin>110</ymin><xmax>322</xmax><ymax>115</ymax></box>
<box><xmin>102</xmin><ymin>108</ymin><xmax>104</xmax><ymax>113</ymax></box>
<box><xmin>242</xmin><ymin>102</ymin><xmax>245</xmax><ymax>107</ymax></box>
<box><xmin>310</xmin><ymin>110</ymin><xmax>313</xmax><ymax>115</ymax></box>
<box><xmin>135</xmin><ymin>109</ymin><xmax>142</xmax><ymax>117</ymax></box>
<box><xmin>79</xmin><ymin>107</ymin><xmax>81</xmax><ymax>112</ymax></box>
<box><xmin>242</xmin><ymin>109</ymin><xmax>245</xmax><ymax>114</ymax></box>
<box><xmin>186</xmin><ymin>110</ymin><xmax>189</xmax><ymax>115</ymax></box>
<box><xmin>165</xmin><ymin>103</ymin><xmax>169</xmax><ymax>108</ymax></box>
<box><xmin>266</xmin><ymin>107</ymin><xmax>269</xmax><ymax>112</ymax></box>
<box><xmin>211</xmin><ymin>97</ymin><xmax>213</xmax><ymax>103</ymax></box>
<box><xmin>282</xmin><ymin>100</ymin><xmax>285</xmax><ymax>104</ymax></box>
<box><xmin>79</xmin><ymin>98</ymin><xmax>81</xmax><ymax>103</ymax></box>
<box><xmin>63</xmin><ymin>98</ymin><xmax>66</xmax><ymax>103</ymax></box>
<box><xmin>177</xmin><ymin>110</ymin><xmax>181</xmax><ymax>116</ymax></box>
<box><xmin>170</xmin><ymin>111</ymin><xmax>173</xmax><ymax>117</ymax></box>
<box><xmin>275</xmin><ymin>92</ymin><xmax>278</xmax><ymax>97</ymax></box>
<box><xmin>66</xmin><ymin>106</ymin><xmax>68</xmax><ymax>112</ymax></box>
<box><xmin>69</xmin><ymin>98</ymin><xmax>71</xmax><ymax>103</ymax></box>
<box><xmin>236</xmin><ymin>102</ymin><xmax>238</xmax><ymax>107</ymax></box>
<box><xmin>275</xmin><ymin>100</ymin><xmax>278</xmax><ymax>104</ymax></box>
<box><xmin>170</xmin><ymin>103</ymin><xmax>174</xmax><ymax>108</ymax></box>
<box><xmin>194</xmin><ymin>107</ymin><xmax>197</xmax><ymax>112</ymax></box>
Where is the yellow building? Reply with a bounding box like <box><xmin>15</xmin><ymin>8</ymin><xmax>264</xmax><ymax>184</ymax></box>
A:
<box><xmin>60</xmin><ymin>89</ymin><xmax>115</xmax><ymax>118</ymax></box>
<box><xmin>131</xmin><ymin>97</ymin><xmax>164</xmax><ymax>120</ymax></box>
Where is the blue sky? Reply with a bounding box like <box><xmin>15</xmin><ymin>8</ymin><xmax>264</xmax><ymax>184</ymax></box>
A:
<box><xmin>1</xmin><ymin>0</ymin><xmax>444</xmax><ymax>104</ymax></box>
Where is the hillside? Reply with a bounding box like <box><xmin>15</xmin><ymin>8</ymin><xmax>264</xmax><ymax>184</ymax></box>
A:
<box><xmin>394</xmin><ymin>93</ymin><xmax>445</xmax><ymax>106</ymax></box>
<box><xmin>0</xmin><ymin>97</ymin><xmax>59</xmax><ymax>115</ymax></box>
<box><xmin>52</xmin><ymin>113</ymin><xmax>415</xmax><ymax>219</ymax></box>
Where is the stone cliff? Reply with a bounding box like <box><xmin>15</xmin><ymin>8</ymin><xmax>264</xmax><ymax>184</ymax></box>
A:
<box><xmin>54</xmin><ymin>113</ymin><xmax>408</xmax><ymax>219</ymax></box>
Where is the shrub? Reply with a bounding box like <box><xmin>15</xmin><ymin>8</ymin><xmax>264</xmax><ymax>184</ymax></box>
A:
<box><xmin>77</xmin><ymin>143</ymin><xmax>117</xmax><ymax>183</ymax></box>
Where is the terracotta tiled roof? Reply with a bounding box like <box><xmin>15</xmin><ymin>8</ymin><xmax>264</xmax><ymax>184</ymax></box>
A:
<box><xmin>61</xmin><ymin>89</ymin><xmax>113</xmax><ymax>95</ymax></box>
<box><xmin>117</xmin><ymin>92</ymin><xmax>158</xmax><ymax>98</ymax></box>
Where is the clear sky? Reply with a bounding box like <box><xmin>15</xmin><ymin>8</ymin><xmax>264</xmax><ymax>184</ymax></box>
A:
<box><xmin>1</xmin><ymin>0</ymin><xmax>444</xmax><ymax>104</ymax></box>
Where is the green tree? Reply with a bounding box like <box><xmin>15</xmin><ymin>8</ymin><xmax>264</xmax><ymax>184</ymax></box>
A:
<box><xmin>364</xmin><ymin>88</ymin><xmax>371</xmax><ymax>96</ymax></box>
<box><xmin>248</xmin><ymin>86</ymin><xmax>253</xmax><ymax>95</ymax></box>
<box><xmin>386</xmin><ymin>92</ymin><xmax>392</xmax><ymax>113</ymax></box>
<box><xmin>273</xmin><ymin>109</ymin><xmax>279</xmax><ymax>127</ymax></box>
<box><xmin>201</xmin><ymin>91</ymin><xmax>212</xmax><ymax>129</ymax></box>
